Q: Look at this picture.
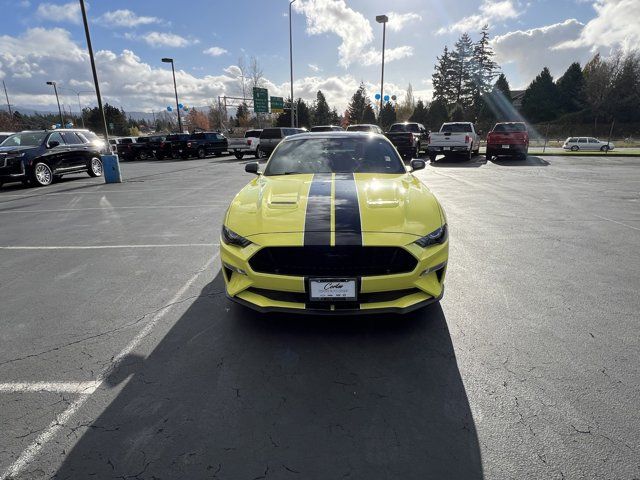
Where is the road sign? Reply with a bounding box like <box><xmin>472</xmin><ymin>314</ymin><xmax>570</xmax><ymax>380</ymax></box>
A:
<box><xmin>270</xmin><ymin>96</ymin><xmax>284</xmax><ymax>113</ymax></box>
<box><xmin>253</xmin><ymin>87</ymin><xmax>269</xmax><ymax>113</ymax></box>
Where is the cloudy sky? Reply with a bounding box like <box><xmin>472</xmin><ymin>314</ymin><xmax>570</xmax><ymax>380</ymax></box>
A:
<box><xmin>0</xmin><ymin>0</ymin><xmax>638</xmax><ymax>114</ymax></box>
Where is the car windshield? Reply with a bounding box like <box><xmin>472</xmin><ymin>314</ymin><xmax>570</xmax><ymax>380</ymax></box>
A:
<box><xmin>441</xmin><ymin>123</ymin><xmax>472</xmax><ymax>133</ymax></box>
<box><xmin>389</xmin><ymin>124</ymin><xmax>420</xmax><ymax>133</ymax></box>
<box><xmin>167</xmin><ymin>134</ymin><xmax>189</xmax><ymax>141</ymax></box>
<box><xmin>310</xmin><ymin>126</ymin><xmax>334</xmax><ymax>132</ymax></box>
<box><xmin>1</xmin><ymin>132</ymin><xmax>47</xmax><ymax>147</ymax></box>
<box><xmin>264</xmin><ymin>137</ymin><xmax>405</xmax><ymax>175</ymax></box>
<box><xmin>493</xmin><ymin>123</ymin><xmax>526</xmax><ymax>132</ymax></box>
<box><xmin>347</xmin><ymin>125</ymin><xmax>373</xmax><ymax>132</ymax></box>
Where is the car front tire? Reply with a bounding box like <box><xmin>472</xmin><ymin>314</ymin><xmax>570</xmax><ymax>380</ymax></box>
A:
<box><xmin>31</xmin><ymin>162</ymin><xmax>53</xmax><ymax>186</ymax></box>
<box><xmin>197</xmin><ymin>147</ymin><xmax>206</xmax><ymax>159</ymax></box>
<box><xmin>88</xmin><ymin>157</ymin><xmax>103</xmax><ymax>177</ymax></box>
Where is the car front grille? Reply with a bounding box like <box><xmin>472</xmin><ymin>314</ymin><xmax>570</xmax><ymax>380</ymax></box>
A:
<box><xmin>249</xmin><ymin>246</ymin><xmax>418</xmax><ymax>277</ymax></box>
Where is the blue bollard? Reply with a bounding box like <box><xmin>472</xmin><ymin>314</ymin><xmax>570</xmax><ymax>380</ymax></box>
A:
<box><xmin>101</xmin><ymin>154</ymin><xmax>122</xmax><ymax>184</ymax></box>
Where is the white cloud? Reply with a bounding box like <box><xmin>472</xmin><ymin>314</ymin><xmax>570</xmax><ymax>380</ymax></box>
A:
<box><xmin>438</xmin><ymin>0</ymin><xmax>520</xmax><ymax>34</ymax></box>
<box><xmin>203</xmin><ymin>46</ymin><xmax>228</xmax><ymax>57</ymax></box>
<box><xmin>492</xmin><ymin>19</ymin><xmax>592</xmax><ymax>84</ymax></box>
<box><xmin>555</xmin><ymin>0</ymin><xmax>640</xmax><ymax>51</ymax></box>
<box><xmin>293</xmin><ymin>0</ymin><xmax>413</xmax><ymax>67</ymax></box>
<box><xmin>136</xmin><ymin>32</ymin><xmax>195</xmax><ymax>48</ymax></box>
<box><xmin>19</xmin><ymin>1</ymin><xmax>31</xmax><ymax>7</ymax></box>
<box><xmin>387</xmin><ymin>12</ymin><xmax>422</xmax><ymax>32</ymax></box>
<box><xmin>35</xmin><ymin>2</ymin><xmax>81</xmax><ymax>24</ymax></box>
<box><xmin>308</xmin><ymin>63</ymin><xmax>322</xmax><ymax>72</ymax></box>
<box><xmin>99</xmin><ymin>9</ymin><xmax>162</xmax><ymax>28</ymax></box>
<box><xmin>0</xmin><ymin>28</ymin><xmax>428</xmax><ymax>114</ymax></box>
<box><xmin>360</xmin><ymin>46</ymin><xmax>415</xmax><ymax>66</ymax></box>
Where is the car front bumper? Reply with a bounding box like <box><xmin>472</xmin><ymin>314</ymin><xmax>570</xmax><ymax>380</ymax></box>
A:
<box><xmin>220</xmin><ymin>238</ymin><xmax>448</xmax><ymax>315</ymax></box>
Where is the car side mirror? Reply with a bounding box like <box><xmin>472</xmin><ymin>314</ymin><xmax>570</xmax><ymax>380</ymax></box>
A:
<box><xmin>245</xmin><ymin>162</ymin><xmax>260</xmax><ymax>175</ymax></box>
<box><xmin>48</xmin><ymin>140</ymin><xmax>60</xmax><ymax>148</ymax></box>
<box><xmin>410</xmin><ymin>159</ymin><xmax>426</xmax><ymax>171</ymax></box>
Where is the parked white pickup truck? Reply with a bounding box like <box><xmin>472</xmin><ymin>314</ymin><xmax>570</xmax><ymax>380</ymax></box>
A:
<box><xmin>427</xmin><ymin>122</ymin><xmax>480</xmax><ymax>161</ymax></box>
<box><xmin>227</xmin><ymin>129</ymin><xmax>262</xmax><ymax>159</ymax></box>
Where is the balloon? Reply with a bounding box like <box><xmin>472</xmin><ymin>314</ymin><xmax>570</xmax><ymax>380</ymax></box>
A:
<box><xmin>167</xmin><ymin>106</ymin><xmax>173</xmax><ymax>112</ymax></box>
<box><xmin>383</xmin><ymin>95</ymin><xmax>390</xmax><ymax>102</ymax></box>
<box><xmin>374</xmin><ymin>93</ymin><xmax>381</xmax><ymax>100</ymax></box>
<box><xmin>178</xmin><ymin>103</ymin><xmax>184</xmax><ymax>109</ymax></box>
<box><xmin>391</xmin><ymin>95</ymin><xmax>397</xmax><ymax>101</ymax></box>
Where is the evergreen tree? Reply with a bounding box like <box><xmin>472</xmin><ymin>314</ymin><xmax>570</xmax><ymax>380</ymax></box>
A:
<box><xmin>362</xmin><ymin>104</ymin><xmax>376</xmax><ymax>124</ymax></box>
<box><xmin>472</xmin><ymin>25</ymin><xmax>499</xmax><ymax>94</ymax></box>
<box><xmin>379</xmin><ymin>102</ymin><xmax>397</xmax><ymax>131</ymax></box>
<box><xmin>482</xmin><ymin>73</ymin><xmax>516</xmax><ymax>122</ymax></box>
<box><xmin>493</xmin><ymin>74</ymin><xmax>512</xmax><ymax>102</ymax></box>
<box><xmin>329</xmin><ymin>107</ymin><xmax>341</xmax><ymax>125</ymax></box>
<box><xmin>556</xmin><ymin>62</ymin><xmax>586</xmax><ymax>114</ymax></box>
<box><xmin>409</xmin><ymin>100</ymin><xmax>429</xmax><ymax>126</ymax></box>
<box><xmin>313</xmin><ymin>90</ymin><xmax>331</xmax><ymax>126</ymax></box>
<box><xmin>450</xmin><ymin>33</ymin><xmax>475</xmax><ymax>108</ymax></box>
<box><xmin>428</xmin><ymin>98</ymin><xmax>449</xmax><ymax>127</ymax></box>
<box><xmin>521</xmin><ymin>67</ymin><xmax>560</xmax><ymax>123</ymax></box>
<box><xmin>85</xmin><ymin>103</ymin><xmax>128</xmax><ymax>135</ymax></box>
<box><xmin>235</xmin><ymin>102</ymin><xmax>250</xmax><ymax>127</ymax></box>
<box><xmin>432</xmin><ymin>46</ymin><xmax>455</xmax><ymax>102</ymax></box>
<box><xmin>295</xmin><ymin>98</ymin><xmax>311</xmax><ymax>129</ymax></box>
<box><xmin>347</xmin><ymin>83</ymin><xmax>369</xmax><ymax>124</ymax></box>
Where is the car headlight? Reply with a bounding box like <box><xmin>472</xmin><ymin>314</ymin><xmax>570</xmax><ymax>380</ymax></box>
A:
<box><xmin>414</xmin><ymin>224</ymin><xmax>448</xmax><ymax>248</ymax></box>
<box><xmin>221</xmin><ymin>225</ymin><xmax>252</xmax><ymax>247</ymax></box>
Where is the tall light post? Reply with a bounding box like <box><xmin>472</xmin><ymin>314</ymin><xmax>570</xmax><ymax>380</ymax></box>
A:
<box><xmin>46</xmin><ymin>81</ymin><xmax>65</xmax><ymax>127</ymax></box>
<box><xmin>78</xmin><ymin>0</ymin><xmax>109</xmax><ymax>144</ymax></box>
<box><xmin>60</xmin><ymin>87</ymin><xmax>94</xmax><ymax>128</ymax></box>
<box><xmin>289</xmin><ymin>0</ymin><xmax>297</xmax><ymax>127</ymax></box>
<box><xmin>162</xmin><ymin>57</ymin><xmax>183</xmax><ymax>133</ymax></box>
<box><xmin>375</xmin><ymin>14</ymin><xmax>388</xmax><ymax>119</ymax></box>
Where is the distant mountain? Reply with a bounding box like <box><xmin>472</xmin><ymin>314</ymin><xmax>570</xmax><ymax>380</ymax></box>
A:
<box><xmin>1</xmin><ymin>105</ymin><xmax>212</xmax><ymax>122</ymax></box>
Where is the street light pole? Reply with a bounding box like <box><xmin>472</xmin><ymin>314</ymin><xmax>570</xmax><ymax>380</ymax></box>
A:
<box><xmin>46</xmin><ymin>81</ymin><xmax>64</xmax><ymax>127</ymax></box>
<box><xmin>376</xmin><ymin>15</ymin><xmax>388</xmax><ymax>119</ymax></box>
<box><xmin>78</xmin><ymin>0</ymin><xmax>109</xmax><ymax>144</ymax></box>
<box><xmin>289</xmin><ymin>0</ymin><xmax>297</xmax><ymax>128</ymax></box>
<box><xmin>162</xmin><ymin>58</ymin><xmax>182</xmax><ymax>133</ymax></box>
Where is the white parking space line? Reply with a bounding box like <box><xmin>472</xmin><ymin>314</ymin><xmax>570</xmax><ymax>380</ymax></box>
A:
<box><xmin>592</xmin><ymin>214</ymin><xmax>640</xmax><ymax>231</ymax></box>
<box><xmin>0</xmin><ymin>187</ymin><xmax>226</xmax><ymax>198</ymax></box>
<box><xmin>0</xmin><ymin>204</ymin><xmax>227</xmax><ymax>214</ymax></box>
<box><xmin>0</xmin><ymin>381</ymin><xmax>100</xmax><ymax>394</ymax></box>
<box><xmin>0</xmin><ymin>252</ymin><xmax>220</xmax><ymax>480</ymax></box>
<box><xmin>0</xmin><ymin>244</ymin><xmax>219</xmax><ymax>250</ymax></box>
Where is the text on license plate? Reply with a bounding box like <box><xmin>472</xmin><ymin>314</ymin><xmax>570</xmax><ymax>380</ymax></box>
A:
<box><xmin>502</xmin><ymin>145</ymin><xmax>510</xmax><ymax>149</ymax></box>
<box><xmin>309</xmin><ymin>279</ymin><xmax>357</xmax><ymax>301</ymax></box>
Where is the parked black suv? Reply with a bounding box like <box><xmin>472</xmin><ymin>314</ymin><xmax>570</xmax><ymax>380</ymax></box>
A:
<box><xmin>171</xmin><ymin>132</ymin><xmax>228</xmax><ymax>159</ymax></box>
<box><xmin>0</xmin><ymin>129</ymin><xmax>106</xmax><ymax>188</ymax></box>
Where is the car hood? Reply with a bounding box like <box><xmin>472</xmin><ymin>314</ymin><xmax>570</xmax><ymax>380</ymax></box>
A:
<box><xmin>225</xmin><ymin>172</ymin><xmax>445</xmax><ymax>243</ymax></box>
<box><xmin>0</xmin><ymin>145</ymin><xmax>36</xmax><ymax>154</ymax></box>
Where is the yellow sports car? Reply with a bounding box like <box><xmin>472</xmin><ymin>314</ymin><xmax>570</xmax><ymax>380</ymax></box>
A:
<box><xmin>220</xmin><ymin>132</ymin><xmax>448</xmax><ymax>314</ymax></box>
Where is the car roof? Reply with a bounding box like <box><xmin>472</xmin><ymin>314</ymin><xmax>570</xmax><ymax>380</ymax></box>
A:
<box><xmin>282</xmin><ymin>131</ymin><xmax>387</xmax><ymax>141</ymax></box>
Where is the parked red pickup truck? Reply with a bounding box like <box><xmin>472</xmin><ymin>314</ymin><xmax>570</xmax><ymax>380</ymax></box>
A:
<box><xmin>486</xmin><ymin>122</ymin><xmax>529</xmax><ymax>160</ymax></box>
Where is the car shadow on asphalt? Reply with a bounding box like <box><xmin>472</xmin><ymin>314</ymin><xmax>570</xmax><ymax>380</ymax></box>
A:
<box><xmin>429</xmin><ymin>155</ymin><xmax>487</xmax><ymax>168</ymax></box>
<box><xmin>53</xmin><ymin>273</ymin><xmax>484</xmax><ymax>480</ymax></box>
<box><xmin>489</xmin><ymin>156</ymin><xmax>550</xmax><ymax>167</ymax></box>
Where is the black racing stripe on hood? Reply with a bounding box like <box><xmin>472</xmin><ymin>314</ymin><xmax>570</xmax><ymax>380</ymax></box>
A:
<box><xmin>304</xmin><ymin>173</ymin><xmax>332</xmax><ymax>245</ymax></box>
<box><xmin>334</xmin><ymin>173</ymin><xmax>362</xmax><ymax>246</ymax></box>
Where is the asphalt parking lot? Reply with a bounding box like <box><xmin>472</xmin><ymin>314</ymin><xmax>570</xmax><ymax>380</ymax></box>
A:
<box><xmin>0</xmin><ymin>153</ymin><xmax>638</xmax><ymax>479</ymax></box>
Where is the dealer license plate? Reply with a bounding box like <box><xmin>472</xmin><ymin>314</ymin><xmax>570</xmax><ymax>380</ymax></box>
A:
<box><xmin>502</xmin><ymin>145</ymin><xmax>510</xmax><ymax>149</ymax></box>
<box><xmin>309</xmin><ymin>279</ymin><xmax>357</xmax><ymax>301</ymax></box>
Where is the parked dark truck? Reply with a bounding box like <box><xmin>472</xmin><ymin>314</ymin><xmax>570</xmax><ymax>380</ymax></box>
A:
<box><xmin>385</xmin><ymin>122</ymin><xmax>428</xmax><ymax>159</ymax></box>
<box><xmin>170</xmin><ymin>132</ymin><xmax>228</xmax><ymax>159</ymax></box>
<box><xmin>485</xmin><ymin>122</ymin><xmax>529</xmax><ymax>160</ymax></box>
<box><xmin>117</xmin><ymin>135</ymin><xmax>166</xmax><ymax>161</ymax></box>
